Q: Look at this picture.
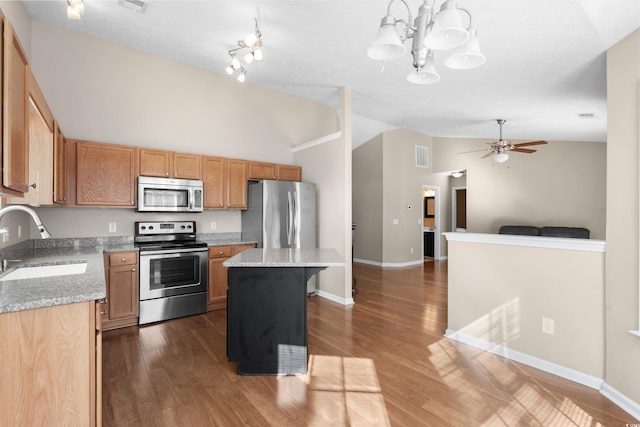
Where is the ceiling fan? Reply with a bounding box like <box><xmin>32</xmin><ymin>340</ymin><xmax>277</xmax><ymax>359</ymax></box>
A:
<box><xmin>459</xmin><ymin>119</ymin><xmax>548</xmax><ymax>163</ymax></box>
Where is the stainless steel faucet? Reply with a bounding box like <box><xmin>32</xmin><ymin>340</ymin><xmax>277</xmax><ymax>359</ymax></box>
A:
<box><xmin>0</xmin><ymin>205</ymin><xmax>51</xmax><ymax>272</ymax></box>
<box><xmin>0</xmin><ymin>205</ymin><xmax>52</xmax><ymax>239</ymax></box>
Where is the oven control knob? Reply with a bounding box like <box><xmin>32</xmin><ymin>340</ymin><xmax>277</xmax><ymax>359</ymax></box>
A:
<box><xmin>180</xmin><ymin>225</ymin><xmax>185</xmax><ymax>229</ymax></box>
<box><xmin>141</xmin><ymin>226</ymin><xmax>146</xmax><ymax>230</ymax></box>
<box><xmin>149</xmin><ymin>226</ymin><xmax>154</xmax><ymax>230</ymax></box>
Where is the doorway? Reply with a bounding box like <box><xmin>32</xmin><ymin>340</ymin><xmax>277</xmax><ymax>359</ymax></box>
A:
<box><xmin>422</xmin><ymin>185</ymin><xmax>440</xmax><ymax>260</ymax></box>
<box><xmin>451</xmin><ymin>187</ymin><xmax>467</xmax><ymax>231</ymax></box>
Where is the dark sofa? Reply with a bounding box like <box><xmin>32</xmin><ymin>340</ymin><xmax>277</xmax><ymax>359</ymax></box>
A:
<box><xmin>499</xmin><ymin>225</ymin><xmax>590</xmax><ymax>239</ymax></box>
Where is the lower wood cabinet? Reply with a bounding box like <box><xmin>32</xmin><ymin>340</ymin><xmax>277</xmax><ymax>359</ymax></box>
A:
<box><xmin>208</xmin><ymin>244</ymin><xmax>255</xmax><ymax>310</ymax></box>
<box><xmin>0</xmin><ymin>300</ymin><xmax>102</xmax><ymax>426</ymax></box>
<box><xmin>102</xmin><ymin>251</ymin><xmax>139</xmax><ymax>330</ymax></box>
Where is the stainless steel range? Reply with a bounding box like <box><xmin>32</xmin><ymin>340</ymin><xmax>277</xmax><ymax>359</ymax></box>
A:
<box><xmin>135</xmin><ymin>221</ymin><xmax>208</xmax><ymax>325</ymax></box>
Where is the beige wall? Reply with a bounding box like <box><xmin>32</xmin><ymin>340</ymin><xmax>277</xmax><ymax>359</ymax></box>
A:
<box><xmin>605</xmin><ymin>29</ymin><xmax>640</xmax><ymax>405</ymax></box>
<box><xmin>0</xmin><ymin>13</ymin><xmax>340</xmax><ymax>250</ymax></box>
<box><xmin>352</xmin><ymin>134</ymin><xmax>383</xmax><ymax>263</ymax></box>
<box><xmin>446</xmin><ymin>235</ymin><xmax>606</xmax><ymax>380</ymax></box>
<box><xmin>353</xmin><ymin>128</ymin><xmax>453</xmax><ymax>266</ymax></box>
<box><xmin>433</xmin><ymin>137</ymin><xmax>606</xmax><ymax>239</ymax></box>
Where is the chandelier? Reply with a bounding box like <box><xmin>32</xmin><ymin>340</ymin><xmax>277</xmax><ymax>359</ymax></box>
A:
<box><xmin>367</xmin><ymin>0</ymin><xmax>485</xmax><ymax>84</ymax></box>
<box><xmin>225</xmin><ymin>19</ymin><xmax>264</xmax><ymax>83</ymax></box>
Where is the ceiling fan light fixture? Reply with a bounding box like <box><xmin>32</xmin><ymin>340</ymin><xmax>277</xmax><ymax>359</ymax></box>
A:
<box><xmin>367</xmin><ymin>16</ymin><xmax>407</xmax><ymax>61</ymax></box>
<box><xmin>444</xmin><ymin>28</ymin><xmax>485</xmax><ymax>69</ymax></box>
<box><xmin>494</xmin><ymin>152</ymin><xmax>509</xmax><ymax>163</ymax></box>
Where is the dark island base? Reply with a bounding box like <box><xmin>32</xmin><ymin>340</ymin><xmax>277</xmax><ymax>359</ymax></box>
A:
<box><xmin>227</xmin><ymin>266</ymin><xmax>326</xmax><ymax>375</ymax></box>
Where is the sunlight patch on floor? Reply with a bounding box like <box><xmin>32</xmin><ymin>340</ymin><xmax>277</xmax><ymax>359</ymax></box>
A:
<box><xmin>427</xmin><ymin>337</ymin><xmax>606</xmax><ymax>427</ymax></box>
<box><xmin>277</xmin><ymin>355</ymin><xmax>391</xmax><ymax>426</ymax></box>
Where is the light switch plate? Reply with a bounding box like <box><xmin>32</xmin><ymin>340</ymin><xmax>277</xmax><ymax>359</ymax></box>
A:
<box><xmin>108</xmin><ymin>222</ymin><xmax>117</xmax><ymax>233</ymax></box>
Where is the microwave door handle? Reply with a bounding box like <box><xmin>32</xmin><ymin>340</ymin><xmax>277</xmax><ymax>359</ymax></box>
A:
<box><xmin>189</xmin><ymin>189</ymin><xmax>193</xmax><ymax>211</ymax></box>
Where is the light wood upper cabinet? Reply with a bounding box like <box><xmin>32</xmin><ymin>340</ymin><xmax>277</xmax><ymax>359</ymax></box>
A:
<box><xmin>247</xmin><ymin>161</ymin><xmax>277</xmax><ymax>180</ymax></box>
<box><xmin>277</xmin><ymin>164</ymin><xmax>302</xmax><ymax>182</ymax></box>
<box><xmin>53</xmin><ymin>121</ymin><xmax>66</xmax><ymax>205</ymax></box>
<box><xmin>9</xmin><ymin>71</ymin><xmax>55</xmax><ymax>206</ymax></box>
<box><xmin>139</xmin><ymin>148</ymin><xmax>201</xmax><ymax>180</ymax></box>
<box><xmin>1</xmin><ymin>16</ymin><xmax>30</xmax><ymax>196</ymax></box>
<box><xmin>202</xmin><ymin>156</ymin><xmax>247</xmax><ymax>210</ymax></box>
<box><xmin>76</xmin><ymin>140</ymin><xmax>137</xmax><ymax>206</ymax></box>
<box><xmin>248</xmin><ymin>161</ymin><xmax>302</xmax><ymax>182</ymax></box>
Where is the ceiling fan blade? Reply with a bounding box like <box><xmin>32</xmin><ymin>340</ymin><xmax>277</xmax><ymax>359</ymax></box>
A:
<box><xmin>481</xmin><ymin>151</ymin><xmax>494</xmax><ymax>158</ymax></box>
<box><xmin>513</xmin><ymin>140</ymin><xmax>548</xmax><ymax>147</ymax></box>
<box><xmin>457</xmin><ymin>149</ymin><xmax>491</xmax><ymax>154</ymax></box>
<box><xmin>511</xmin><ymin>148</ymin><xmax>536</xmax><ymax>154</ymax></box>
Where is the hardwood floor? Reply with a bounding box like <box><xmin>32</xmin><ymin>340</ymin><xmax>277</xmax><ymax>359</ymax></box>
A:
<box><xmin>103</xmin><ymin>261</ymin><xmax>637</xmax><ymax>426</ymax></box>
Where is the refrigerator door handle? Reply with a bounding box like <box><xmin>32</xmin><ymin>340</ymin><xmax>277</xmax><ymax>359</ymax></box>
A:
<box><xmin>287</xmin><ymin>191</ymin><xmax>293</xmax><ymax>246</ymax></box>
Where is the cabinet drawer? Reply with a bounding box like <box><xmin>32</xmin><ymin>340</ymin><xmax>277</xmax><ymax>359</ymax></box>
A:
<box><xmin>209</xmin><ymin>246</ymin><xmax>233</xmax><ymax>258</ymax></box>
<box><xmin>109</xmin><ymin>252</ymin><xmax>137</xmax><ymax>266</ymax></box>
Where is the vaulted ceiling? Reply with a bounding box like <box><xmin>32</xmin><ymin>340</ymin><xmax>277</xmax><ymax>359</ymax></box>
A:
<box><xmin>22</xmin><ymin>0</ymin><xmax>640</xmax><ymax>147</ymax></box>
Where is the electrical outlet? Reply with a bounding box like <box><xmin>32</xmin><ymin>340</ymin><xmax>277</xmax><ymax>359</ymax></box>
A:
<box><xmin>2</xmin><ymin>230</ymin><xmax>9</xmax><ymax>243</ymax></box>
<box><xmin>210</xmin><ymin>222</ymin><xmax>217</xmax><ymax>230</ymax></box>
<box><xmin>541</xmin><ymin>317</ymin><xmax>555</xmax><ymax>335</ymax></box>
<box><xmin>108</xmin><ymin>222</ymin><xmax>117</xmax><ymax>233</ymax></box>
<box><xmin>410</xmin><ymin>248</ymin><xmax>414</xmax><ymax>254</ymax></box>
<box><xmin>18</xmin><ymin>225</ymin><xmax>21</xmax><ymax>238</ymax></box>
<box><xmin>393</xmin><ymin>219</ymin><xmax>399</xmax><ymax>225</ymax></box>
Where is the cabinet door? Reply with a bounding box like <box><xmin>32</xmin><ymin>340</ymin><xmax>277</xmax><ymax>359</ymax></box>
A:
<box><xmin>2</xmin><ymin>18</ymin><xmax>29</xmax><ymax>195</ymax></box>
<box><xmin>247</xmin><ymin>161</ymin><xmax>276</xmax><ymax>180</ymax></box>
<box><xmin>277</xmin><ymin>165</ymin><xmax>302</xmax><ymax>182</ymax></box>
<box><xmin>108</xmin><ymin>263</ymin><xmax>138</xmax><ymax>320</ymax></box>
<box><xmin>226</xmin><ymin>159</ymin><xmax>247</xmax><ymax>209</ymax></box>
<box><xmin>53</xmin><ymin>122</ymin><xmax>66</xmax><ymax>205</ymax></box>
<box><xmin>208</xmin><ymin>257</ymin><xmax>229</xmax><ymax>306</ymax></box>
<box><xmin>173</xmin><ymin>152</ymin><xmax>201</xmax><ymax>179</ymax></box>
<box><xmin>139</xmin><ymin>148</ymin><xmax>171</xmax><ymax>177</ymax></box>
<box><xmin>202</xmin><ymin>156</ymin><xmax>225</xmax><ymax>208</ymax></box>
<box><xmin>76</xmin><ymin>141</ymin><xmax>137</xmax><ymax>206</ymax></box>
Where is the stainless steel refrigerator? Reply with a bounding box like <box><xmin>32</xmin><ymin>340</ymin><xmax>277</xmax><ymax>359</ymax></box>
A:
<box><xmin>241</xmin><ymin>180</ymin><xmax>317</xmax><ymax>293</ymax></box>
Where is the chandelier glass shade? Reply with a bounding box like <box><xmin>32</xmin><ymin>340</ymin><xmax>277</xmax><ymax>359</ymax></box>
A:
<box><xmin>67</xmin><ymin>0</ymin><xmax>84</xmax><ymax>19</ymax></box>
<box><xmin>367</xmin><ymin>0</ymin><xmax>485</xmax><ymax>84</ymax></box>
<box><xmin>493</xmin><ymin>152</ymin><xmax>509</xmax><ymax>163</ymax></box>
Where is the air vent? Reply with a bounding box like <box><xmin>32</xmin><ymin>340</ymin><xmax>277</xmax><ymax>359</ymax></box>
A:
<box><xmin>416</xmin><ymin>145</ymin><xmax>428</xmax><ymax>168</ymax></box>
<box><xmin>119</xmin><ymin>0</ymin><xmax>148</xmax><ymax>13</ymax></box>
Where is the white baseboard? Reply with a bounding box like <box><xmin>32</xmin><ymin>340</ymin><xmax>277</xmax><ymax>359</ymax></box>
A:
<box><xmin>444</xmin><ymin>329</ymin><xmax>604</xmax><ymax>389</ymax></box>
<box><xmin>354</xmin><ymin>258</ymin><xmax>428</xmax><ymax>268</ymax></box>
<box><xmin>315</xmin><ymin>289</ymin><xmax>354</xmax><ymax>306</ymax></box>
<box><xmin>445</xmin><ymin>329</ymin><xmax>640</xmax><ymax>420</ymax></box>
<box><xmin>601</xmin><ymin>383</ymin><xmax>640</xmax><ymax>421</ymax></box>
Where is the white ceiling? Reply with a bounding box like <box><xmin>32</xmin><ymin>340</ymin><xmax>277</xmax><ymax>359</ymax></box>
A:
<box><xmin>21</xmin><ymin>0</ymin><xmax>640</xmax><ymax>148</ymax></box>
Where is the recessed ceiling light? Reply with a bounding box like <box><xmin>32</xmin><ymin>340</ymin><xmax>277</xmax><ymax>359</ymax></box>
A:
<box><xmin>576</xmin><ymin>113</ymin><xmax>598</xmax><ymax>119</ymax></box>
<box><xmin>119</xmin><ymin>0</ymin><xmax>148</xmax><ymax>13</ymax></box>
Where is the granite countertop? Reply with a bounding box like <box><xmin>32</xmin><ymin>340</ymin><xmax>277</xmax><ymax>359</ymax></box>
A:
<box><xmin>0</xmin><ymin>245</ymin><xmax>108</xmax><ymax>314</ymax></box>
<box><xmin>223</xmin><ymin>248</ymin><xmax>345</xmax><ymax>267</ymax></box>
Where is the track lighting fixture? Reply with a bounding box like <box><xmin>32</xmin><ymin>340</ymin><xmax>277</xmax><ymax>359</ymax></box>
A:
<box><xmin>225</xmin><ymin>19</ymin><xmax>263</xmax><ymax>82</ymax></box>
<box><xmin>67</xmin><ymin>0</ymin><xmax>84</xmax><ymax>19</ymax></box>
<box><xmin>367</xmin><ymin>0</ymin><xmax>485</xmax><ymax>84</ymax></box>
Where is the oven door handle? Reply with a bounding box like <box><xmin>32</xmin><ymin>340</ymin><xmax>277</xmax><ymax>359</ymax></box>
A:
<box><xmin>138</xmin><ymin>247</ymin><xmax>208</xmax><ymax>256</ymax></box>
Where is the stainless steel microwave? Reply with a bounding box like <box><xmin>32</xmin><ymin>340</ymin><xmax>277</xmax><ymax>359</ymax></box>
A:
<box><xmin>137</xmin><ymin>176</ymin><xmax>204</xmax><ymax>212</ymax></box>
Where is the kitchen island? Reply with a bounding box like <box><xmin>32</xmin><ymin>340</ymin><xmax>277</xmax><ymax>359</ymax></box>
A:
<box><xmin>223</xmin><ymin>248</ymin><xmax>345</xmax><ymax>375</ymax></box>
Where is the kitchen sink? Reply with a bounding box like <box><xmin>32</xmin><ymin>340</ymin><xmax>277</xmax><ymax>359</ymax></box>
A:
<box><xmin>0</xmin><ymin>262</ymin><xmax>88</xmax><ymax>281</ymax></box>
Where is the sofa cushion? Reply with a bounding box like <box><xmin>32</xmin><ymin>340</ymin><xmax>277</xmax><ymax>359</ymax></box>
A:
<box><xmin>499</xmin><ymin>225</ymin><xmax>541</xmax><ymax>236</ymax></box>
<box><xmin>540</xmin><ymin>226</ymin><xmax>590</xmax><ymax>239</ymax></box>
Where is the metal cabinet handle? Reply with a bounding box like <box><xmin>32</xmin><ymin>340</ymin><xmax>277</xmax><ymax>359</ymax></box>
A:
<box><xmin>121</xmin><ymin>258</ymin><xmax>126</xmax><ymax>262</ymax></box>
<box><xmin>131</xmin><ymin>268</ymin><xmax>136</xmax><ymax>272</ymax></box>
<box><xmin>100</xmin><ymin>310</ymin><xmax>108</xmax><ymax>315</ymax></box>
<box><xmin>29</xmin><ymin>183</ymin><xmax>37</xmax><ymax>189</ymax></box>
